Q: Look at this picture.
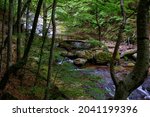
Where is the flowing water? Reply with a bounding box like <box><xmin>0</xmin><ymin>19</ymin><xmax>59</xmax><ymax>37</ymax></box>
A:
<box><xmin>79</xmin><ymin>65</ymin><xmax>150</xmax><ymax>100</ymax></box>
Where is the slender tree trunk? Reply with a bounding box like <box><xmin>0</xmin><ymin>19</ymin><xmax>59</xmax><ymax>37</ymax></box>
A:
<box><xmin>44</xmin><ymin>0</ymin><xmax>57</xmax><ymax>100</ymax></box>
<box><xmin>35</xmin><ymin>1</ymin><xmax>49</xmax><ymax>84</ymax></box>
<box><xmin>25</xmin><ymin>2</ymin><xmax>30</xmax><ymax>47</ymax></box>
<box><xmin>35</xmin><ymin>19</ymin><xmax>51</xmax><ymax>85</ymax></box>
<box><xmin>0</xmin><ymin>0</ymin><xmax>43</xmax><ymax>91</ymax></box>
<box><xmin>22</xmin><ymin>0</ymin><xmax>43</xmax><ymax>62</ymax></box>
<box><xmin>43</xmin><ymin>1</ymin><xmax>47</xmax><ymax>36</ymax></box>
<box><xmin>112</xmin><ymin>0</ymin><xmax>150</xmax><ymax>100</ymax></box>
<box><xmin>14</xmin><ymin>0</ymin><xmax>31</xmax><ymax>30</ymax></box>
<box><xmin>0</xmin><ymin>0</ymin><xmax>7</xmax><ymax>72</ymax></box>
<box><xmin>16</xmin><ymin>0</ymin><xmax>22</xmax><ymax>61</ymax></box>
<box><xmin>7</xmin><ymin>0</ymin><xmax>14</xmax><ymax>69</ymax></box>
<box><xmin>110</xmin><ymin>0</ymin><xmax>126</xmax><ymax>88</ymax></box>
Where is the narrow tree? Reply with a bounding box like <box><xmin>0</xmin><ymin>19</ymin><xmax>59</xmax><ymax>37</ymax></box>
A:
<box><xmin>110</xmin><ymin>0</ymin><xmax>150</xmax><ymax>100</ymax></box>
<box><xmin>44</xmin><ymin>0</ymin><xmax>57</xmax><ymax>100</ymax></box>
<box><xmin>110</xmin><ymin>0</ymin><xmax>126</xmax><ymax>88</ymax></box>
<box><xmin>16</xmin><ymin>0</ymin><xmax>22</xmax><ymax>61</ymax></box>
<box><xmin>7</xmin><ymin>0</ymin><xmax>14</xmax><ymax>69</ymax></box>
<box><xmin>35</xmin><ymin>19</ymin><xmax>52</xmax><ymax>85</ymax></box>
<box><xmin>25</xmin><ymin>1</ymin><xmax>30</xmax><ymax>41</ymax></box>
<box><xmin>0</xmin><ymin>0</ymin><xmax>43</xmax><ymax>92</ymax></box>
<box><xmin>0</xmin><ymin>0</ymin><xmax>7</xmax><ymax>71</ymax></box>
<box><xmin>43</xmin><ymin>1</ymin><xmax>47</xmax><ymax>36</ymax></box>
<box><xmin>14</xmin><ymin>0</ymin><xmax>31</xmax><ymax>29</ymax></box>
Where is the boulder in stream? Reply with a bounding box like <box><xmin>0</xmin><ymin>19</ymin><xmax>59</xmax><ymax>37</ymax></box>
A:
<box><xmin>75</xmin><ymin>50</ymin><xmax>94</xmax><ymax>59</ymax></box>
<box><xmin>60</xmin><ymin>51</ymin><xmax>76</xmax><ymax>59</ymax></box>
<box><xmin>93</xmin><ymin>52</ymin><xmax>112</xmax><ymax>65</ymax></box>
<box><xmin>73</xmin><ymin>58</ymin><xmax>87</xmax><ymax>66</ymax></box>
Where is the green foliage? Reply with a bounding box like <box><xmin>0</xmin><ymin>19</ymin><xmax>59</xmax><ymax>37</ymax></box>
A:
<box><xmin>29</xmin><ymin>86</ymin><xmax>45</xmax><ymax>97</ymax></box>
<box><xmin>53</xmin><ymin>62</ymin><xmax>105</xmax><ymax>99</ymax></box>
<box><xmin>88</xmin><ymin>38</ymin><xmax>102</xmax><ymax>47</ymax></box>
<box><xmin>85</xmin><ymin>81</ymin><xmax>105</xmax><ymax>99</ymax></box>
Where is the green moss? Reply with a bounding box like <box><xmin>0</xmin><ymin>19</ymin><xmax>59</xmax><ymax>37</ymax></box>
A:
<box><xmin>88</xmin><ymin>38</ymin><xmax>102</xmax><ymax>47</ymax></box>
<box><xmin>94</xmin><ymin>52</ymin><xmax>112</xmax><ymax>64</ymax></box>
<box><xmin>116</xmin><ymin>51</ymin><xmax>120</xmax><ymax>60</ymax></box>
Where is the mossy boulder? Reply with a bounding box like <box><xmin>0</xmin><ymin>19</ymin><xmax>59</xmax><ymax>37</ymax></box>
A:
<box><xmin>60</xmin><ymin>51</ymin><xmax>76</xmax><ymax>59</ymax></box>
<box><xmin>75</xmin><ymin>50</ymin><xmax>94</xmax><ymax>59</ymax></box>
<box><xmin>94</xmin><ymin>52</ymin><xmax>112</xmax><ymax>64</ymax></box>
<box><xmin>73</xmin><ymin>58</ymin><xmax>87</xmax><ymax>66</ymax></box>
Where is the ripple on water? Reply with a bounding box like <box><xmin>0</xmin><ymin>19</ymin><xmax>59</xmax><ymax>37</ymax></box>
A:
<box><xmin>79</xmin><ymin>66</ymin><xmax>150</xmax><ymax>100</ymax></box>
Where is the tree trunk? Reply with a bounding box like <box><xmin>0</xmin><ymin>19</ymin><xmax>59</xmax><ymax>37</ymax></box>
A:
<box><xmin>43</xmin><ymin>1</ymin><xmax>47</xmax><ymax>36</ymax></box>
<box><xmin>16</xmin><ymin>0</ymin><xmax>22</xmax><ymax>61</ymax></box>
<box><xmin>44</xmin><ymin>0</ymin><xmax>57</xmax><ymax>100</ymax></box>
<box><xmin>14</xmin><ymin>0</ymin><xmax>31</xmax><ymax>31</ymax></box>
<box><xmin>114</xmin><ymin>0</ymin><xmax>150</xmax><ymax>100</ymax></box>
<box><xmin>7</xmin><ymin>0</ymin><xmax>14</xmax><ymax>69</ymax></box>
<box><xmin>0</xmin><ymin>0</ymin><xmax>7</xmax><ymax>72</ymax></box>
<box><xmin>0</xmin><ymin>0</ymin><xmax>43</xmax><ymax>91</ymax></box>
<box><xmin>23</xmin><ymin>0</ymin><xmax>43</xmax><ymax>62</ymax></box>
<box><xmin>35</xmin><ymin>19</ymin><xmax>51</xmax><ymax>85</ymax></box>
<box><xmin>25</xmin><ymin>1</ymin><xmax>30</xmax><ymax>47</ymax></box>
<box><xmin>110</xmin><ymin>0</ymin><xmax>126</xmax><ymax>87</ymax></box>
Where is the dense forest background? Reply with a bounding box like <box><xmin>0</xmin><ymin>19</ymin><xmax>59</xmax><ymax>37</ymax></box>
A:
<box><xmin>0</xmin><ymin>0</ymin><xmax>150</xmax><ymax>100</ymax></box>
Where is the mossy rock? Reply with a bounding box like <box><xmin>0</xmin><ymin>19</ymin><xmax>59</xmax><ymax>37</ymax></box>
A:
<box><xmin>73</xmin><ymin>58</ymin><xmax>87</xmax><ymax>66</ymax></box>
<box><xmin>76</xmin><ymin>50</ymin><xmax>94</xmax><ymax>59</ymax></box>
<box><xmin>94</xmin><ymin>52</ymin><xmax>112</xmax><ymax>64</ymax></box>
<box><xmin>61</xmin><ymin>51</ymin><xmax>76</xmax><ymax>58</ymax></box>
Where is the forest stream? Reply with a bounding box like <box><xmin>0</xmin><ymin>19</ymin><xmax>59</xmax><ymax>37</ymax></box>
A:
<box><xmin>78</xmin><ymin>65</ymin><xmax>150</xmax><ymax>100</ymax></box>
<box><xmin>21</xmin><ymin>12</ymin><xmax>150</xmax><ymax>100</ymax></box>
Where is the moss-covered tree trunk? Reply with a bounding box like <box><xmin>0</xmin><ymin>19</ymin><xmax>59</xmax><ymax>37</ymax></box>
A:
<box><xmin>114</xmin><ymin>0</ymin><xmax>150</xmax><ymax>100</ymax></box>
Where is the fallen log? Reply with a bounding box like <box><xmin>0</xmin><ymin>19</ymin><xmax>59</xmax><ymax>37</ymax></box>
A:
<box><xmin>120</xmin><ymin>49</ymin><xmax>137</xmax><ymax>58</ymax></box>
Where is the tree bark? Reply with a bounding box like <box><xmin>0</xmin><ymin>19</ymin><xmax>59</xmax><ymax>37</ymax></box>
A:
<box><xmin>0</xmin><ymin>0</ymin><xmax>43</xmax><ymax>91</ymax></box>
<box><xmin>7</xmin><ymin>0</ymin><xmax>14</xmax><ymax>69</ymax></box>
<box><xmin>25</xmin><ymin>1</ymin><xmax>30</xmax><ymax>47</ymax></box>
<box><xmin>44</xmin><ymin>0</ymin><xmax>57</xmax><ymax>100</ymax></box>
<box><xmin>110</xmin><ymin>0</ymin><xmax>126</xmax><ymax>87</ymax></box>
<box><xmin>43</xmin><ymin>1</ymin><xmax>47</xmax><ymax>36</ymax></box>
<box><xmin>16</xmin><ymin>0</ymin><xmax>22</xmax><ymax>61</ymax></box>
<box><xmin>14</xmin><ymin>0</ymin><xmax>31</xmax><ymax>30</ymax></box>
<box><xmin>114</xmin><ymin>0</ymin><xmax>150</xmax><ymax>100</ymax></box>
<box><xmin>0</xmin><ymin>0</ymin><xmax>7</xmax><ymax>72</ymax></box>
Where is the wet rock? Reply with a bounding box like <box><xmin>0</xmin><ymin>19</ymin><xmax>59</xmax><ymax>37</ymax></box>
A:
<box><xmin>74</xmin><ymin>58</ymin><xmax>87</xmax><ymax>66</ymax></box>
